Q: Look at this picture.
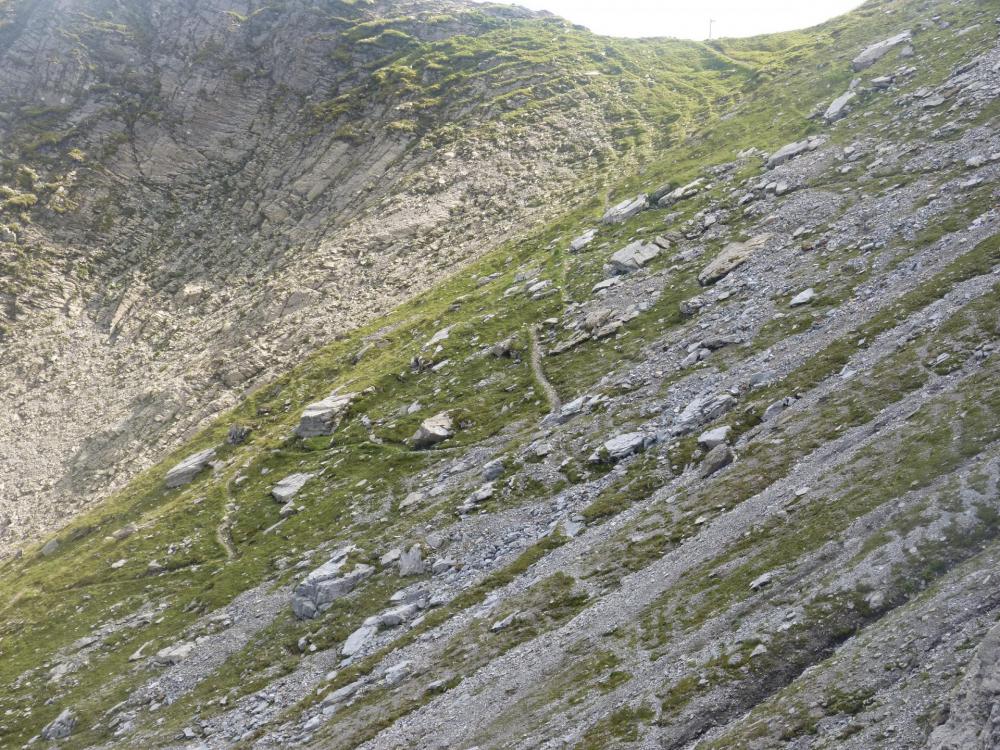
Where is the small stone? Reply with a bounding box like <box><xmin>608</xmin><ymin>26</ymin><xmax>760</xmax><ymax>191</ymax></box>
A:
<box><xmin>789</xmin><ymin>288</ymin><xmax>816</xmax><ymax>307</ymax></box>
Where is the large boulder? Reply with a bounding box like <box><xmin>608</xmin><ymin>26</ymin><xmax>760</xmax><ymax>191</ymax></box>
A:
<box><xmin>164</xmin><ymin>448</ymin><xmax>216</xmax><ymax>489</ymax></box>
<box><xmin>824</xmin><ymin>90</ymin><xmax>856</xmax><ymax>122</ymax></box>
<box><xmin>698</xmin><ymin>234</ymin><xmax>772</xmax><ymax>285</ymax></box>
<box><xmin>765</xmin><ymin>139</ymin><xmax>817</xmax><ymax>169</ymax></box>
<box><xmin>601</xmin><ymin>194</ymin><xmax>647</xmax><ymax>224</ymax></box>
<box><xmin>41</xmin><ymin>709</ymin><xmax>77</xmax><ymax>740</ymax></box>
<box><xmin>154</xmin><ymin>641</ymin><xmax>195</xmax><ymax>665</ymax></box>
<box><xmin>398</xmin><ymin>544</ymin><xmax>425</xmax><ymax>576</ymax></box>
<box><xmin>700</xmin><ymin>444</ymin><xmax>734</xmax><ymax>478</ymax></box>
<box><xmin>294</xmin><ymin>392</ymin><xmax>356</xmax><ymax>438</ymax></box>
<box><xmin>589</xmin><ymin>432</ymin><xmax>652</xmax><ymax>463</ymax></box>
<box><xmin>342</xmin><ymin>624</ymin><xmax>377</xmax><ymax>657</ymax></box>
<box><xmin>852</xmin><ymin>31</ymin><xmax>911</xmax><ymax>71</ymax></box>
<box><xmin>410</xmin><ymin>412</ymin><xmax>454</xmax><ymax>449</ymax></box>
<box><xmin>272</xmin><ymin>473</ymin><xmax>315</xmax><ymax>504</ymax></box>
<box><xmin>292</xmin><ymin>547</ymin><xmax>373</xmax><ymax>619</ymax></box>
<box><xmin>656</xmin><ymin>178</ymin><xmax>703</xmax><ymax>207</ymax></box>
<box><xmin>569</xmin><ymin>228</ymin><xmax>598</xmax><ymax>252</ymax></box>
<box><xmin>609</xmin><ymin>241</ymin><xmax>660</xmax><ymax>274</ymax></box>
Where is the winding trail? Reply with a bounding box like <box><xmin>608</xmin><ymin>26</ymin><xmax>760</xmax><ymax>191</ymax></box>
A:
<box><xmin>528</xmin><ymin>324</ymin><xmax>561</xmax><ymax>414</ymax></box>
<box><xmin>216</xmin><ymin>479</ymin><xmax>238</xmax><ymax>560</ymax></box>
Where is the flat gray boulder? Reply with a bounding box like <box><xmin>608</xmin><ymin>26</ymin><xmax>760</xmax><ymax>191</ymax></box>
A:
<box><xmin>852</xmin><ymin>31</ymin><xmax>911</xmax><ymax>71</ymax></box>
<box><xmin>824</xmin><ymin>90</ymin><xmax>856</xmax><ymax>122</ymax></box>
<box><xmin>569</xmin><ymin>228</ymin><xmax>598</xmax><ymax>252</ymax></box>
<box><xmin>411</xmin><ymin>412</ymin><xmax>454</xmax><ymax>449</ymax></box>
<box><xmin>295</xmin><ymin>392</ymin><xmax>356</xmax><ymax>438</ymax></box>
<box><xmin>165</xmin><ymin>448</ymin><xmax>216</xmax><ymax>489</ymax></box>
<box><xmin>41</xmin><ymin>708</ymin><xmax>77</xmax><ymax>740</ymax></box>
<box><xmin>342</xmin><ymin>624</ymin><xmax>377</xmax><ymax>657</ymax></box>
<box><xmin>292</xmin><ymin>547</ymin><xmax>373</xmax><ymax>619</ymax></box>
<box><xmin>609</xmin><ymin>241</ymin><xmax>660</xmax><ymax>274</ymax></box>
<box><xmin>766</xmin><ymin>139</ymin><xmax>818</xmax><ymax>169</ymax></box>
<box><xmin>590</xmin><ymin>432</ymin><xmax>650</xmax><ymax>463</ymax></box>
<box><xmin>698</xmin><ymin>426</ymin><xmax>732</xmax><ymax>450</ymax></box>
<box><xmin>272</xmin><ymin>472</ymin><xmax>315</xmax><ymax>504</ymax></box>
<box><xmin>601</xmin><ymin>194</ymin><xmax>647</xmax><ymax>224</ymax></box>
<box><xmin>790</xmin><ymin>288</ymin><xmax>816</xmax><ymax>307</ymax></box>
<box><xmin>700</xmin><ymin>444</ymin><xmax>734</xmax><ymax>478</ymax></box>
<box><xmin>698</xmin><ymin>234</ymin><xmax>772</xmax><ymax>285</ymax></box>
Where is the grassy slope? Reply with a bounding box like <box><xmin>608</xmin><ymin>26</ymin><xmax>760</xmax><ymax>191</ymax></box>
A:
<box><xmin>0</xmin><ymin>0</ymin><xmax>997</xmax><ymax>746</ymax></box>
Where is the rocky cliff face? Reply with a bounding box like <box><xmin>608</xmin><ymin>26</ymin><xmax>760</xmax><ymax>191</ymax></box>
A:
<box><xmin>2</xmin><ymin>0</ymin><xmax>1000</xmax><ymax>748</ymax></box>
<box><xmin>0</xmin><ymin>0</ymin><xmax>744</xmax><ymax>546</ymax></box>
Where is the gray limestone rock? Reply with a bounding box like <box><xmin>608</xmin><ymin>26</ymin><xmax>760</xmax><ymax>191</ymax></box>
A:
<box><xmin>411</xmin><ymin>412</ymin><xmax>454</xmax><ymax>449</ymax></box>
<box><xmin>164</xmin><ymin>448</ymin><xmax>217</xmax><ymax>489</ymax></box>
<box><xmin>609</xmin><ymin>241</ymin><xmax>660</xmax><ymax>274</ymax></box>
<box><xmin>852</xmin><ymin>31</ymin><xmax>912</xmax><ymax>71</ymax></box>
<box><xmin>601</xmin><ymin>195</ymin><xmax>647</xmax><ymax>224</ymax></box>
<box><xmin>41</xmin><ymin>708</ymin><xmax>77</xmax><ymax>740</ymax></box>
<box><xmin>398</xmin><ymin>544</ymin><xmax>425</xmax><ymax>576</ymax></box>
<box><xmin>295</xmin><ymin>393</ymin><xmax>356</xmax><ymax>438</ymax></box>
<box><xmin>272</xmin><ymin>472</ymin><xmax>315</xmax><ymax>504</ymax></box>
<box><xmin>699</xmin><ymin>444</ymin><xmax>734</xmax><ymax>478</ymax></box>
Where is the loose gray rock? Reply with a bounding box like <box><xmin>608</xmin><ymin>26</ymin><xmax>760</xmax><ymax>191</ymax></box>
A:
<box><xmin>164</xmin><ymin>448</ymin><xmax>217</xmax><ymax>489</ymax></box>
<box><xmin>411</xmin><ymin>412</ymin><xmax>454</xmax><ymax>449</ymax></box>
<box><xmin>698</xmin><ymin>426</ymin><xmax>732</xmax><ymax>450</ymax></box>
<box><xmin>295</xmin><ymin>392</ymin><xmax>356</xmax><ymax>438</ymax></box>
<box><xmin>699</xmin><ymin>235</ymin><xmax>772</xmax><ymax>285</ymax></box>
<box><xmin>852</xmin><ymin>31</ymin><xmax>912</xmax><ymax>71</ymax></box>
<box><xmin>292</xmin><ymin>549</ymin><xmax>373</xmax><ymax>619</ymax></box>
<box><xmin>342</xmin><ymin>624</ymin><xmax>377</xmax><ymax>656</ymax></box>
<box><xmin>762</xmin><ymin>396</ymin><xmax>797</xmax><ymax>422</ymax></box>
<box><xmin>398</xmin><ymin>544</ymin><xmax>425</xmax><ymax>576</ymax></box>
<box><xmin>824</xmin><ymin>90</ymin><xmax>856</xmax><ymax>122</ymax></box>
<box><xmin>789</xmin><ymin>288</ymin><xmax>816</xmax><ymax>307</ymax></box>
<box><xmin>482</xmin><ymin>459</ymin><xmax>504</xmax><ymax>481</ymax></box>
<box><xmin>41</xmin><ymin>708</ymin><xmax>77</xmax><ymax>740</ymax></box>
<box><xmin>601</xmin><ymin>194</ymin><xmax>647</xmax><ymax>224</ymax></box>
<box><xmin>384</xmin><ymin>661</ymin><xmax>413</xmax><ymax>686</ymax></box>
<box><xmin>590</xmin><ymin>432</ymin><xmax>649</xmax><ymax>463</ymax></box>
<box><xmin>569</xmin><ymin>228</ymin><xmax>598</xmax><ymax>252</ymax></box>
<box><xmin>155</xmin><ymin>641</ymin><xmax>195</xmax><ymax>665</ymax></box>
<box><xmin>699</xmin><ymin>444</ymin><xmax>734</xmax><ymax>478</ymax></box>
<box><xmin>609</xmin><ymin>241</ymin><xmax>660</xmax><ymax>274</ymax></box>
<box><xmin>272</xmin><ymin>473</ymin><xmax>315</xmax><ymax>504</ymax></box>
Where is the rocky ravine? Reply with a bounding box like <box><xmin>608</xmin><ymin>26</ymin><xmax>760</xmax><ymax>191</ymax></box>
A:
<box><xmin>2</xmin><ymin>0</ymin><xmax>1000</xmax><ymax>749</ymax></box>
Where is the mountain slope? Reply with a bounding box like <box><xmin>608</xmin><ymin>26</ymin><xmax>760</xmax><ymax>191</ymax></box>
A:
<box><xmin>2</xmin><ymin>0</ymin><xmax>1000</xmax><ymax>748</ymax></box>
<box><xmin>0</xmin><ymin>0</ymin><xmax>752</xmax><ymax>547</ymax></box>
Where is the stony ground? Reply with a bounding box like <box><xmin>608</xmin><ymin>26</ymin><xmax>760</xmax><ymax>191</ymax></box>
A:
<box><xmin>2</xmin><ymin>0</ymin><xmax>1000</xmax><ymax>749</ymax></box>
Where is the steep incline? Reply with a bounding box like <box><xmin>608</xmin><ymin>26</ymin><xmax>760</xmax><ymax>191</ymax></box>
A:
<box><xmin>0</xmin><ymin>0</ymin><xmax>999</xmax><ymax>749</ymax></box>
<box><xmin>0</xmin><ymin>0</ymin><xmax>752</xmax><ymax>548</ymax></box>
